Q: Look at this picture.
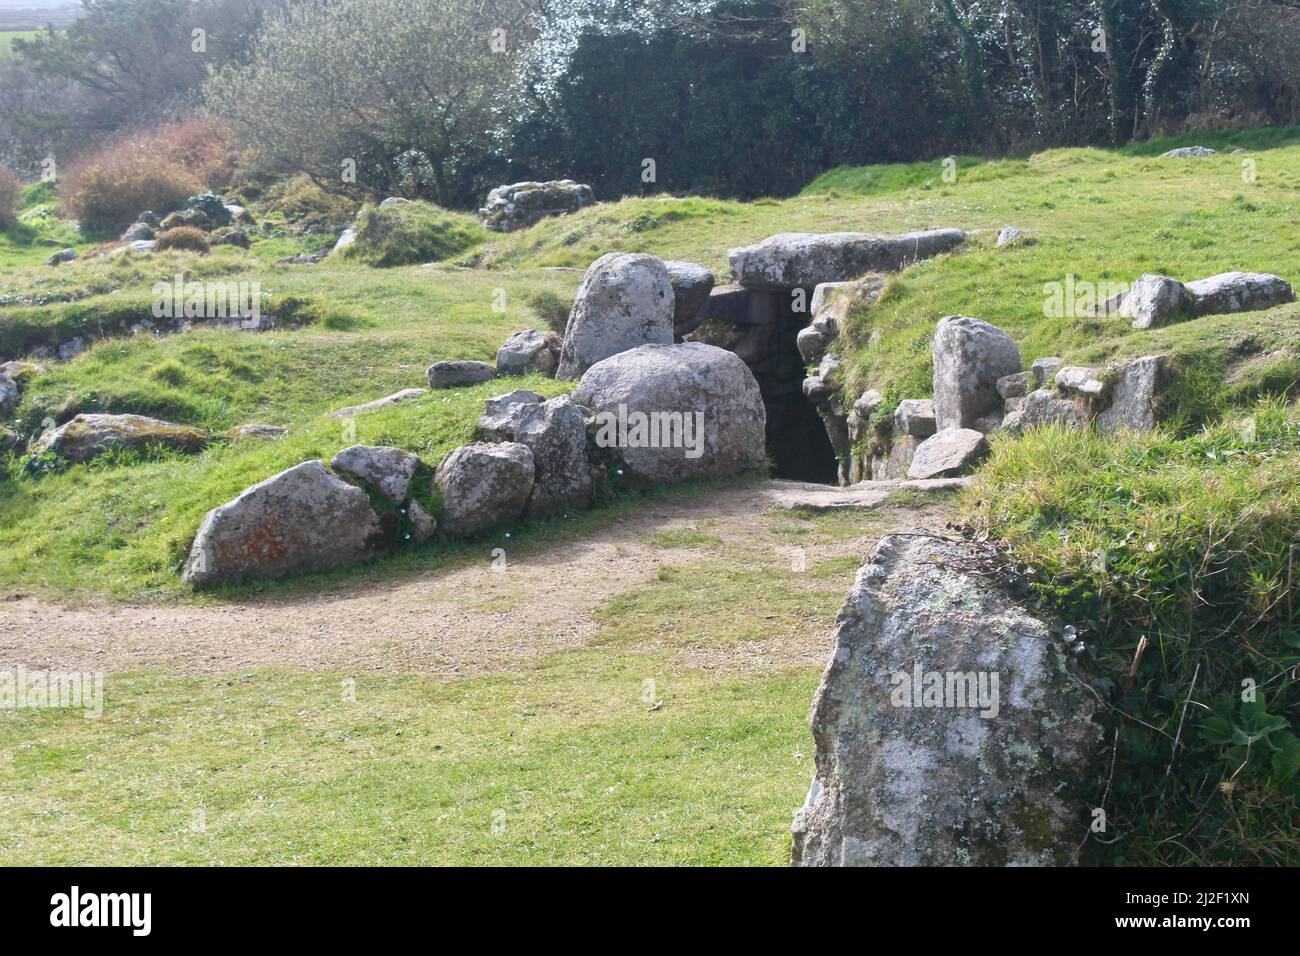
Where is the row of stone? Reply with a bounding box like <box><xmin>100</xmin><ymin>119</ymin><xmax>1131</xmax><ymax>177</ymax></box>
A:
<box><xmin>182</xmin><ymin>340</ymin><xmax>767</xmax><ymax>587</ymax></box>
<box><xmin>1119</xmin><ymin>270</ymin><xmax>1292</xmax><ymax>329</ymax></box>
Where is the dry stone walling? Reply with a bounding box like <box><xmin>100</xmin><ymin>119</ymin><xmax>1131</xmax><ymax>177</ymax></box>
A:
<box><xmin>687</xmin><ymin>229</ymin><xmax>967</xmax><ymax>483</ymax></box>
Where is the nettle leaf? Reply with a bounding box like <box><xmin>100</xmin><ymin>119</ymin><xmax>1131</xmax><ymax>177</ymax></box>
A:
<box><xmin>1200</xmin><ymin>715</ymin><xmax>1237</xmax><ymax>746</ymax></box>
<box><xmin>1270</xmin><ymin>732</ymin><xmax>1300</xmax><ymax>782</ymax></box>
<box><xmin>1238</xmin><ymin>699</ymin><xmax>1289</xmax><ymax>742</ymax></box>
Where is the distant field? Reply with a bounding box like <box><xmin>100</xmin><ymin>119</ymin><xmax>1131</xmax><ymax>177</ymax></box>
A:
<box><xmin>0</xmin><ymin>30</ymin><xmax>37</xmax><ymax>56</ymax></box>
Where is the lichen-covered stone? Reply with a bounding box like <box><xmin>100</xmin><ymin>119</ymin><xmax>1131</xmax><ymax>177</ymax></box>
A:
<box><xmin>477</xmin><ymin>395</ymin><xmax>592</xmax><ymax>519</ymax></box>
<box><xmin>330</xmin><ymin>444</ymin><xmax>423</xmax><ymax>503</ymax></box>
<box><xmin>906</xmin><ymin>427</ymin><xmax>989</xmax><ymax>479</ymax></box>
<box><xmin>727</xmin><ymin>230</ymin><xmax>965</xmax><ymax>290</ymax></box>
<box><xmin>496</xmin><ymin>329</ymin><xmax>561</xmax><ymax>377</ymax></box>
<box><xmin>33</xmin><ymin>413</ymin><xmax>211</xmax><ymax>464</ymax></box>
<box><xmin>183</xmin><ymin>460</ymin><xmax>385</xmax><ymax>587</ymax></box>
<box><xmin>931</xmin><ymin>316</ymin><xmax>1021</xmax><ymax>430</ymax></box>
<box><xmin>1096</xmin><ymin>355</ymin><xmax>1166</xmax><ymax>434</ymax></box>
<box><xmin>663</xmin><ymin>260</ymin><xmax>715</xmax><ymax>337</ymax></box>
<box><xmin>1002</xmin><ymin>387</ymin><xmax>1089</xmax><ymax>435</ymax></box>
<box><xmin>1186</xmin><ymin>272</ymin><xmax>1294</xmax><ymax>316</ymax></box>
<box><xmin>434</xmin><ymin>442</ymin><xmax>535</xmax><ymax>537</ymax></box>
<box><xmin>328</xmin><ymin>388</ymin><xmax>427</xmax><ymax>418</ymax></box>
<box><xmin>557</xmin><ymin>252</ymin><xmax>675</xmax><ymax>380</ymax></box>
<box><xmin>893</xmin><ymin>399</ymin><xmax>937</xmax><ymax>439</ymax></box>
<box><xmin>1120</xmin><ymin>274</ymin><xmax>1190</xmax><ymax>329</ymax></box>
<box><xmin>791</xmin><ymin>534</ymin><xmax>1101</xmax><ymax>866</ymax></box>
<box><xmin>479</xmin><ymin>180</ymin><xmax>594</xmax><ymax>232</ymax></box>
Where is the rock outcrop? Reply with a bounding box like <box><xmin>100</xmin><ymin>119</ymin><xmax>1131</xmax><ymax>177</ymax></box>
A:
<box><xmin>496</xmin><ymin>329</ymin><xmax>561</xmax><ymax>377</ymax></box>
<box><xmin>727</xmin><ymin>229</ymin><xmax>965</xmax><ymax>290</ymax></box>
<box><xmin>931</xmin><ymin>316</ymin><xmax>1021</xmax><ymax>430</ymax></box>
<box><xmin>478</xmin><ymin>395</ymin><xmax>592</xmax><ymax>519</ymax></box>
<box><xmin>183</xmin><ymin>461</ymin><xmax>385</xmax><ymax>587</ymax></box>
<box><xmin>574</xmin><ymin>342</ymin><xmax>765</xmax><ymax>486</ymax></box>
<box><xmin>434</xmin><ymin>442</ymin><xmax>535</xmax><ymax>537</ymax></box>
<box><xmin>791</xmin><ymin>534</ymin><xmax>1101</xmax><ymax>866</ymax></box>
<box><xmin>479</xmin><ymin>180</ymin><xmax>594</xmax><ymax>232</ymax></box>
<box><xmin>556</xmin><ymin>252</ymin><xmax>675</xmax><ymax>380</ymax></box>
<box><xmin>33</xmin><ymin>413</ymin><xmax>211</xmax><ymax>464</ymax></box>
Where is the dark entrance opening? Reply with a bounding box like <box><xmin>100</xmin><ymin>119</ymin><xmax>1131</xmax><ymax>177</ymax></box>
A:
<box><xmin>688</xmin><ymin>284</ymin><xmax>840</xmax><ymax>483</ymax></box>
<box><xmin>745</xmin><ymin>290</ymin><xmax>839</xmax><ymax>484</ymax></box>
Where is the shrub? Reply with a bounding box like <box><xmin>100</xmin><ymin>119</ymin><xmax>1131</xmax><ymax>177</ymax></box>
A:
<box><xmin>155</xmin><ymin>226</ymin><xmax>211</xmax><ymax>254</ymax></box>
<box><xmin>63</xmin><ymin>151</ymin><xmax>202</xmax><ymax>234</ymax></box>
<box><xmin>338</xmin><ymin>200</ymin><xmax>486</xmax><ymax>267</ymax></box>
<box><xmin>59</xmin><ymin>119</ymin><xmax>235</xmax><ymax>233</ymax></box>
<box><xmin>182</xmin><ymin>192</ymin><xmax>232</xmax><ymax>227</ymax></box>
<box><xmin>0</xmin><ymin>167</ymin><xmax>21</xmax><ymax>228</ymax></box>
<box><xmin>265</xmin><ymin>174</ymin><xmax>359</xmax><ymax>233</ymax></box>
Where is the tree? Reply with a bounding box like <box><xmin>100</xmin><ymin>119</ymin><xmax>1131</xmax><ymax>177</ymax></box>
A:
<box><xmin>207</xmin><ymin>0</ymin><xmax>539</xmax><ymax>207</ymax></box>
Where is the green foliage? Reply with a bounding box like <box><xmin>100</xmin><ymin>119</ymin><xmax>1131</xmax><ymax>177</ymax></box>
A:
<box><xmin>965</xmin><ymin>404</ymin><xmax>1300</xmax><ymax>864</ymax></box>
<box><xmin>182</xmin><ymin>192</ymin><xmax>231</xmax><ymax>226</ymax></box>
<box><xmin>525</xmin><ymin>287</ymin><xmax>573</xmax><ymax>334</ymax></box>
<box><xmin>339</xmin><ymin>201</ymin><xmax>487</xmax><ymax>267</ymax></box>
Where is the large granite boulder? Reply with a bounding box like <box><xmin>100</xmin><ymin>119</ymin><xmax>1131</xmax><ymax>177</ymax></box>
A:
<box><xmin>479</xmin><ymin>180</ymin><xmax>594</xmax><ymax>232</ymax></box>
<box><xmin>556</xmin><ymin>252</ymin><xmax>675</xmax><ymax>380</ymax></box>
<box><xmin>329</xmin><ymin>444</ymin><xmax>422</xmax><ymax>503</ymax></box>
<box><xmin>790</xmin><ymin>534</ymin><xmax>1101</xmax><ymax>866</ymax></box>
<box><xmin>906</xmin><ymin>427</ymin><xmax>989</xmax><ymax>479</ymax></box>
<box><xmin>496</xmin><ymin>329</ymin><xmax>561</xmax><ymax>377</ymax></box>
<box><xmin>434</xmin><ymin>442</ymin><xmax>535</xmax><ymax>537</ymax></box>
<box><xmin>1187</xmin><ymin>272</ymin><xmax>1294</xmax><ymax>316</ymax></box>
<box><xmin>573</xmin><ymin>342</ymin><xmax>765</xmax><ymax>486</ymax></box>
<box><xmin>663</xmin><ymin>260</ymin><xmax>715</xmax><ymax>337</ymax></box>
<box><xmin>727</xmin><ymin>229</ymin><xmax>965</xmax><ymax>290</ymax></box>
<box><xmin>182</xmin><ymin>461</ymin><xmax>385</xmax><ymax>587</ymax></box>
<box><xmin>33</xmin><ymin>413</ymin><xmax>211</xmax><ymax>464</ymax></box>
<box><xmin>1120</xmin><ymin>273</ymin><xmax>1190</xmax><ymax>329</ymax></box>
<box><xmin>931</xmin><ymin>316</ymin><xmax>1021</xmax><ymax>430</ymax></box>
<box><xmin>478</xmin><ymin>395</ymin><xmax>592</xmax><ymax>519</ymax></box>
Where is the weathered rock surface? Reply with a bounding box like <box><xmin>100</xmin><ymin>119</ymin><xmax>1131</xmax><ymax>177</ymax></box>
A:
<box><xmin>1187</xmin><ymin>272</ymin><xmax>1294</xmax><ymax>316</ymax></box>
<box><xmin>496</xmin><ymin>329</ymin><xmax>561</xmax><ymax>377</ymax></box>
<box><xmin>407</xmin><ymin>500</ymin><xmax>437</xmax><ymax>544</ymax></box>
<box><xmin>328</xmin><ymin>388</ymin><xmax>427</xmax><ymax>418</ymax></box>
<box><xmin>1161</xmin><ymin>145</ymin><xmax>1216</xmax><ymax>158</ymax></box>
<box><xmin>1120</xmin><ymin>273</ymin><xmax>1191</xmax><ymax>329</ymax></box>
<box><xmin>182</xmin><ymin>461</ymin><xmax>385</xmax><ymax>587</ymax></box>
<box><xmin>228</xmin><ymin>423</ymin><xmax>288</xmax><ymax>440</ymax></box>
<box><xmin>790</xmin><ymin>534</ymin><xmax>1101</xmax><ymax>866</ymax></box>
<box><xmin>727</xmin><ymin>229</ymin><xmax>965</xmax><ymax>290</ymax></box>
<box><xmin>482</xmin><ymin>389</ymin><xmax>545</xmax><ymax>420</ymax></box>
<box><xmin>1002</xmin><ymin>388</ymin><xmax>1089</xmax><ymax>435</ymax></box>
<box><xmin>557</xmin><ymin>252</ymin><xmax>675</xmax><ymax>380</ymax></box>
<box><xmin>995</xmin><ymin>371</ymin><xmax>1034</xmax><ymax>400</ymax></box>
<box><xmin>1031</xmin><ymin>356</ymin><xmax>1063</xmax><ymax>385</ymax></box>
<box><xmin>1096</xmin><ymin>355</ymin><xmax>1166</xmax><ymax>434</ymax></box>
<box><xmin>1054</xmin><ymin>366</ymin><xmax>1110</xmax><ymax>400</ymax></box>
<box><xmin>894</xmin><ymin>399</ymin><xmax>937</xmax><ymax>438</ymax></box>
<box><xmin>33</xmin><ymin>413</ymin><xmax>210</xmax><ymax>464</ymax></box>
<box><xmin>931</xmin><ymin>316</ymin><xmax>1021</xmax><ymax>430</ymax></box>
<box><xmin>573</xmin><ymin>342</ymin><xmax>765</xmax><ymax>486</ymax></box>
<box><xmin>0</xmin><ymin>425</ymin><xmax>19</xmax><ymax>453</ymax></box>
<box><xmin>46</xmin><ymin>248</ymin><xmax>77</xmax><ymax>266</ymax></box>
<box><xmin>479</xmin><ymin>180</ymin><xmax>594</xmax><ymax>232</ymax></box>
<box><xmin>434</xmin><ymin>442</ymin><xmax>535</xmax><ymax>537</ymax></box>
<box><xmin>478</xmin><ymin>395</ymin><xmax>592</xmax><ymax>518</ymax></box>
<box><xmin>906</xmin><ymin>427</ymin><xmax>989</xmax><ymax>479</ymax></box>
<box><xmin>0</xmin><ymin>375</ymin><xmax>16</xmax><ymax>417</ymax></box>
<box><xmin>427</xmin><ymin>360</ymin><xmax>498</xmax><ymax>390</ymax></box>
<box><xmin>664</xmin><ymin>260</ymin><xmax>715</xmax><ymax>337</ymax></box>
<box><xmin>330</xmin><ymin>227</ymin><xmax>357</xmax><ymax>255</ymax></box>
<box><xmin>330</xmin><ymin>444</ymin><xmax>422</xmax><ymax>503</ymax></box>
<box><xmin>996</xmin><ymin>226</ymin><xmax>1026</xmax><ymax>247</ymax></box>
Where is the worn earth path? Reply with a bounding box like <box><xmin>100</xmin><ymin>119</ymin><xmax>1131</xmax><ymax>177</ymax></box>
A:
<box><xmin>0</xmin><ymin>479</ymin><xmax>966</xmax><ymax>680</ymax></box>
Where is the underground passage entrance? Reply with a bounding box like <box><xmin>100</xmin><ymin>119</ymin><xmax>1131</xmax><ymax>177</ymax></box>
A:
<box><xmin>687</xmin><ymin>284</ymin><xmax>839</xmax><ymax>484</ymax></box>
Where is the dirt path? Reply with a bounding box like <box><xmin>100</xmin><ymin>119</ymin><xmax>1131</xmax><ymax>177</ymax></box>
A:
<box><xmin>0</xmin><ymin>480</ymin><xmax>961</xmax><ymax>679</ymax></box>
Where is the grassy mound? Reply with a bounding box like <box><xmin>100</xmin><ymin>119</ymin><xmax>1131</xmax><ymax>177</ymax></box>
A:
<box><xmin>337</xmin><ymin>200</ymin><xmax>488</xmax><ymax>267</ymax></box>
<box><xmin>965</xmin><ymin>403</ymin><xmax>1300</xmax><ymax>864</ymax></box>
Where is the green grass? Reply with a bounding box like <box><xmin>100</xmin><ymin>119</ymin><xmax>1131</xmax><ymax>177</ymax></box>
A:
<box><xmin>0</xmin><ymin>655</ymin><xmax>819</xmax><ymax>865</ymax></box>
<box><xmin>964</xmin><ymin>403</ymin><xmax>1300</xmax><ymax>865</ymax></box>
